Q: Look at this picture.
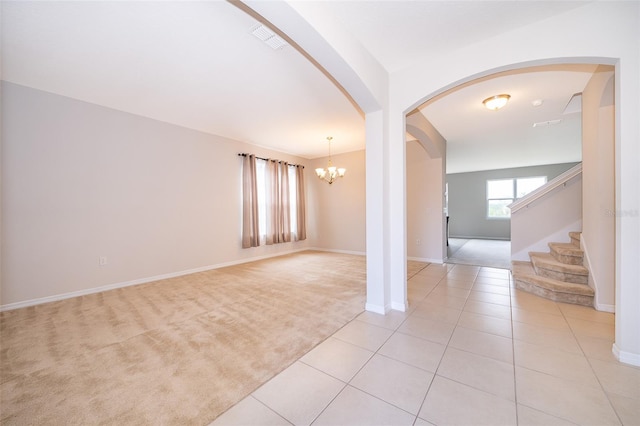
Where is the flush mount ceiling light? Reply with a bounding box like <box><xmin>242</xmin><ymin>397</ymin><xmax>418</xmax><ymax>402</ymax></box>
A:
<box><xmin>483</xmin><ymin>94</ymin><xmax>511</xmax><ymax>111</ymax></box>
<box><xmin>315</xmin><ymin>137</ymin><xmax>346</xmax><ymax>185</ymax></box>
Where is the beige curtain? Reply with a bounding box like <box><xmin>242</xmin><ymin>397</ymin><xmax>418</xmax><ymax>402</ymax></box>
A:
<box><xmin>265</xmin><ymin>160</ymin><xmax>291</xmax><ymax>244</ymax></box>
<box><xmin>241</xmin><ymin>155</ymin><xmax>260</xmax><ymax>248</ymax></box>
<box><xmin>265</xmin><ymin>160</ymin><xmax>277</xmax><ymax>245</ymax></box>
<box><xmin>241</xmin><ymin>154</ymin><xmax>305</xmax><ymax>248</ymax></box>
<box><xmin>278</xmin><ymin>161</ymin><xmax>291</xmax><ymax>243</ymax></box>
<box><xmin>295</xmin><ymin>165</ymin><xmax>306</xmax><ymax>240</ymax></box>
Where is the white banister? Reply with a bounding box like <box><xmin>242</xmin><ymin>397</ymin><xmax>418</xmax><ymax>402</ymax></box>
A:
<box><xmin>509</xmin><ymin>163</ymin><xmax>582</xmax><ymax>214</ymax></box>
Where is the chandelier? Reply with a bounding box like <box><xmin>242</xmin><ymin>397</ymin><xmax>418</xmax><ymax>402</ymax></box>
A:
<box><xmin>315</xmin><ymin>136</ymin><xmax>346</xmax><ymax>184</ymax></box>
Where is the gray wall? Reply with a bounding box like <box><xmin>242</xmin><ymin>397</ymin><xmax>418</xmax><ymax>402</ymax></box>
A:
<box><xmin>446</xmin><ymin>163</ymin><xmax>579</xmax><ymax>240</ymax></box>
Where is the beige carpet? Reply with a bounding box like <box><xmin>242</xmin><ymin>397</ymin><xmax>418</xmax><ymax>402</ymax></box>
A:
<box><xmin>1</xmin><ymin>251</ymin><xmax>429</xmax><ymax>424</ymax></box>
<box><xmin>0</xmin><ymin>251</ymin><xmax>384</xmax><ymax>425</ymax></box>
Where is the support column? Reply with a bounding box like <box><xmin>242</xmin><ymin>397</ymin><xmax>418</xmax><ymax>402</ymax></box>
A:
<box><xmin>613</xmin><ymin>59</ymin><xmax>640</xmax><ymax>366</ymax></box>
<box><xmin>389</xmin><ymin>112</ymin><xmax>408</xmax><ymax>311</ymax></box>
<box><xmin>365</xmin><ymin>110</ymin><xmax>390</xmax><ymax>314</ymax></box>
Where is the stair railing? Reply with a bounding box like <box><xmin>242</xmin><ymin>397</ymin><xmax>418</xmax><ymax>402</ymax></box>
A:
<box><xmin>509</xmin><ymin>163</ymin><xmax>583</xmax><ymax>214</ymax></box>
<box><xmin>509</xmin><ymin>163</ymin><xmax>583</xmax><ymax>263</ymax></box>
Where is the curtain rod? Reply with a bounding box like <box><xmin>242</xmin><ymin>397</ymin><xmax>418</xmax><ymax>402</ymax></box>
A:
<box><xmin>238</xmin><ymin>153</ymin><xmax>304</xmax><ymax>168</ymax></box>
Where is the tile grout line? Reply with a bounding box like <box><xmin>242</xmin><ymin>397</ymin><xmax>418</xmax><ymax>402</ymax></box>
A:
<box><xmin>249</xmin><ymin>395</ymin><xmax>295</xmax><ymax>426</ymax></box>
<box><xmin>412</xmin><ymin>265</ymin><xmax>482</xmax><ymax>424</ymax></box>
<box><xmin>560</xmin><ymin>306</ymin><xmax>626</xmax><ymax>425</ymax></box>
<box><xmin>309</xmin><ymin>263</ymin><xmax>443</xmax><ymax>425</ymax></box>
<box><xmin>509</xmin><ymin>269</ymin><xmax>521</xmax><ymax>426</ymax></box>
<box><xmin>512</xmin><ymin>283</ymin><xmax>626</xmax><ymax>425</ymax></box>
<box><xmin>408</xmin><ymin>266</ymin><xmax>520</xmax><ymax>422</ymax></box>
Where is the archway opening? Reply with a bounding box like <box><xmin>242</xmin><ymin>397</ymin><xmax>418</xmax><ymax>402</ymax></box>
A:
<box><xmin>404</xmin><ymin>60</ymin><xmax>616</xmax><ymax>312</ymax></box>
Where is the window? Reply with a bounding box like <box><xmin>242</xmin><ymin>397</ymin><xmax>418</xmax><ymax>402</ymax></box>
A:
<box><xmin>487</xmin><ymin>179</ymin><xmax>514</xmax><ymax>219</ymax></box>
<box><xmin>241</xmin><ymin>154</ymin><xmax>306</xmax><ymax>248</ymax></box>
<box><xmin>516</xmin><ymin>176</ymin><xmax>547</xmax><ymax>198</ymax></box>
<box><xmin>255</xmin><ymin>158</ymin><xmax>300</xmax><ymax>242</ymax></box>
<box><xmin>487</xmin><ymin>176</ymin><xmax>547</xmax><ymax>218</ymax></box>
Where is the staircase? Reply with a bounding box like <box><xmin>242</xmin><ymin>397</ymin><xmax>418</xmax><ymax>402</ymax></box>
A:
<box><xmin>512</xmin><ymin>232</ymin><xmax>594</xmax><ymax>306</ymax></box>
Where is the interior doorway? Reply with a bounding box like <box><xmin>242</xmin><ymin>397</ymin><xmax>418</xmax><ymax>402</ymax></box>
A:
<box><xmin>447</xmin><ymin>238</ymin><xmax>511</xmax><ymax>269</ymax></box>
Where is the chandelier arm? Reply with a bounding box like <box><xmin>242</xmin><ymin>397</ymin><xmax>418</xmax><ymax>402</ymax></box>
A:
<box><xmin>315</xmin><ymin>136</ymin><xmax>344</xmax><ymax>185</ymax></box>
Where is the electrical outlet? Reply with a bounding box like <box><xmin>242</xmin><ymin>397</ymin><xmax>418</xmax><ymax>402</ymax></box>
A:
<box><xmin>99</xmin><ymin>256</ymin><xmax>108</xmax><ymax>266</ymax></box>
<box><xmin>416</xmin><ymin>239</ymin><xmax>421</xmax><ymax>245</ymax></box>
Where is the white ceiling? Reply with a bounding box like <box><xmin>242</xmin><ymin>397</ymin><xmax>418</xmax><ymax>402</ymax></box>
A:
<box><xmin>1</xmin><ymin>1</ymin><xmax>364</xmax><ymax>158</ymax></box>
<box><xmin>2</xmin><ymin>1</ymin><xmax>597</xmax><ymax>171</ymax></box>
<box><xmin>419</xmin><ymin>64</ymin><xmax>598</xmax><ymax>173</ymax></box>
<box><xmin>317</xmin><ymin>1</ymin><xmax>590</xmax><ymax>74</ymax></box>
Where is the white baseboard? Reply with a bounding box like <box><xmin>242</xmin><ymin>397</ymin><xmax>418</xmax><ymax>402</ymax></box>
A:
<box><xmin>613</xmin><ymin>343</ymin><xmax>640</xmax><ymax>367</ymax></box>
<box><xmin>309</xmin><ymin>247</ymin><xmax>366</xmax><ymax>256</ymax></box>
<box><xmin>0</xmin><ymin>248</ymin><xmax>310</xmax><ymax>312</ymax></box>
<box><xmin>408</xmin><ymin>256</ymin><xmax>444</xmax><ymax>264</ymax></box>
<box><xmin>390</xmin><ymin>301</ymin><xmax>408</xmax><ymax>312</ymax></box>
<box><xmin>581</xmin><ymin>237</ymin><xmax>616</xmax><ymax>312</ymax></box>
<box><xmin>450</xmin><ymin>235</ymin><xmax>510</xmax><ymax>241</ymax></box>
<box><xmin>595</xmin><ymin>303</ymin><xmax>615</xmax><ymax>313</ymax></box>
<box><xmin>365</xmin><ymin>302</ymin><xmax>388</xmax><ymax>315</ymax></box>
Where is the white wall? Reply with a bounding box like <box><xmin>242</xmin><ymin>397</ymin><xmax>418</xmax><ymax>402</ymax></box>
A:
<box><xmin>406</xmin><ymin>140</ymin><xmax>445</xmax><ymax>263</ymax></box>
<box><xmin>308</xmin><ymin>150</ymin><xmax>366</xmax><ymax>254</ymax></box>
<box><xmin>385</xmin><ymin>1</ymin><xmax>639</xmax><ymax>364</ymax></box>
<box><xmin>252</xmin><ymin>0</ymin><xmax>640</xmax><ymax>364</ymax></box>
<box><xmin>510</xmin><ymin>174</ymin><xmax>583</xmax><ymax>261</ymax></box>
<box><xmin>582</xmin><ymin>67</ymin><xmax>616</xmax><ymax>311</ymax></box>
<box><xmin>249</xmin><ymin>0</ymin><xmax>640</xmax><ymax>363</ymax></box>
<box><xmin>1</xmin><ymin>82</ymin><xmax>312</xmax><ymax>308</ymax></box>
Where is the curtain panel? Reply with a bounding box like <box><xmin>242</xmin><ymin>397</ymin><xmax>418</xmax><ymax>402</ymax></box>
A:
<box><xmin>295</xmin><ymin>165</ymin><xmax>307</xmax><ymax>240</ymax></box>
<box><xmin>241</xmin><ymin>154</ymin><xmax>305</xmax><ymax>248</ymax></box>
<box><xmin>241</xmin><ymin>154</ymin><xmax>260</xmax><ymax>248</ymax></box>
<box><xmin>265</xmin><ymin>160</ymin><xmax>291</xmax><ymax>244</ymax></box>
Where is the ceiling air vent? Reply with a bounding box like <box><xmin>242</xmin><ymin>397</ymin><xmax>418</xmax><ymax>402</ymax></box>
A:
<box><xmin>532</xmin><ymin>119</ymin><xmax>562</xmax><ymax>128</ymax></box>
<box><xmin>250</xmin><ymin>24</ymin><xmax>288</xmax><ymax>50</ymax></box>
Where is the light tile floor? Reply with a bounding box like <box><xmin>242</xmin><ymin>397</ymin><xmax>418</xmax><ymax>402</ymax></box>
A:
<box><xmin>212</xmin><ymin>263</ymin><xmax>640</xmax><ymax>426</ymax></box>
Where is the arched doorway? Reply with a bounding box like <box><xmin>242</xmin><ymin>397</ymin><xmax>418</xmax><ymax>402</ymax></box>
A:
<box><xmin>406</xmin><ymin>64</ymin><xmax>598</xmax><ymax>268</ymax></box>
<box><xmin>402</xmin><ymin>60</ymin><xmax>616</xmax><ymax>308</ymax></box>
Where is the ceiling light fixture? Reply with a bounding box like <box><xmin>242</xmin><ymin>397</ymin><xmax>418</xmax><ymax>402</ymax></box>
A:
<box><xmin>483</xmin><ymin>94</ymin><xmax>511</xmax><ymax>111</ymax></box>
<box><xmin>315</xmin><ymin>137</ymin><xmax>346</xmax><ymax>185</ymax></box>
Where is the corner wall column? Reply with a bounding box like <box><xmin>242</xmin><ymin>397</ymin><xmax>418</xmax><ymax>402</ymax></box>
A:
<box><xmin>389</xmin><ymin>112</ymin><xmax>408</xmax><ymax>311</ymax></box>
<box><xmin>365</xmin><ymin>110</ymin><xmax>390</xmax><ymax>313</ymax></box>
<box><xmin>613</xmin><ymin>58</ymin><xmax>640</xmax><ymax>366</ymax></box>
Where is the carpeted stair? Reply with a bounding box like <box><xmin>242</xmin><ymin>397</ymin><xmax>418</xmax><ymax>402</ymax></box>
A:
<box><xmin>512</xmin><ymin>231</ymin><xmax>594</xmax><ymax>306</ymax></box>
